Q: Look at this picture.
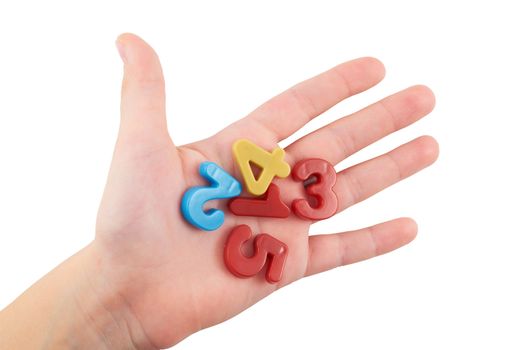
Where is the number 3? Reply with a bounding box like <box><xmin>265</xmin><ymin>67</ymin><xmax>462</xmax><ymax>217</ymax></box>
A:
<box><xmin>292</xmin><ymin>158</ymin><xmax>338</xmax><ymax>220</ymax></box>
<box><xmin>181</xmin><ymin>162</ymin><xmax>242</xmax><ymax>231</ymax></box>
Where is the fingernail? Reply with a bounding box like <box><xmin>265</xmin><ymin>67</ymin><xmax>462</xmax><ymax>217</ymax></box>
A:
<box><xmin>115</xmin><ymin>39</ymin><xmax>127</xmax><ymax>64</ymax></box>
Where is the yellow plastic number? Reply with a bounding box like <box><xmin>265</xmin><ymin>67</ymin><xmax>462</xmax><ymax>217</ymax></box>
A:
<box><xmin>233</xmin><ymin>139</ymin><xmax>291</xmax><ymax>196</ymax></box>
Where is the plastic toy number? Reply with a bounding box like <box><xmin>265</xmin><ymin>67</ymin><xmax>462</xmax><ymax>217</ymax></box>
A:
<box><xmin>181</xmin><ymin>162</ymin><xmax>242</xmax><ymax>231</ymax></box>
<box><xmin>233</xmin><ymin>139</ymin><xmax>290</xmax><ymax>196</ymax></box>
<box><xmin>179</xmin><ymin>141</ymin><xmax>338</xmax><ymax>284</ymax></box>
<box><xmin>224</xmin><ymin>225</ymin><xmax>288</xmax><ymax>284</ymax></box>
<box><xmin>292</xmin><ymin>158</ymin><xmax>338</xmax><ymax>220</ymax></box>
<box><xmin>229</xmin><ymin>183</ymin><xmax>290</xmax><ymax>218</ymax></box>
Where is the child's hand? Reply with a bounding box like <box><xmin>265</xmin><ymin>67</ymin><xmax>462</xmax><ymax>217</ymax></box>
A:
<box><xmin>91</xmin><ymin>33</ymin><xmax>438</xmax><ymax>348</ymax></box>
<box><xmin>0</xmin><ymin>33</ymin><xmax>438</xmax><ymax>350</ymax></box>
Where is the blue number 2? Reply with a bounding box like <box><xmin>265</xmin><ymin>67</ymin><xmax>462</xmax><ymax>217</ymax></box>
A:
<box><xmin>181</xmin><ymin>162</ymin><xmax>242</xmax><ymax>231</ymax></box>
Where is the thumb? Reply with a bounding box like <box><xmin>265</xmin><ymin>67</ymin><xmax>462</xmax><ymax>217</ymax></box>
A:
<box><xmin>115</xmin><ymin>33</ymin><xmax>170</xmax><ymax>151</ymax></box>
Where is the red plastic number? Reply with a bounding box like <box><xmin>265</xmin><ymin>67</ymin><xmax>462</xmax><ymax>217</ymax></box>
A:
<box><xmin>224</xmin><ymin>225</ymin><xmax>288</xmax><ymax>284</ymax></box>
<box><xmin>292</xmin><ymin>158</ymin><xmax>338</xmax><ymax>220</ymax></box>
<box><xmin>229</xmin><ymin>183</ymin><xmax>290</xmax><ymax>218</ymax></box>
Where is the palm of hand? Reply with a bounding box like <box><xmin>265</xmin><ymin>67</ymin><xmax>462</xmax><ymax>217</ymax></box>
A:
<box><xmin>94</xmin><ymin>34</ymin><xmax>438</xmax><ymax>348</ymax></box>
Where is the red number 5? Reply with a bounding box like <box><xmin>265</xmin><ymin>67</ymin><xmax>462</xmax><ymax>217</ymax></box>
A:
<box><xmin>292</xmin><ymin>158</ymin><xmax>338</xmax><ymax>220</ymax></box>
<box><xmin>224</xmin><ymin>225</ymin><xmax>288</xmax><ymax>284</ymax></box>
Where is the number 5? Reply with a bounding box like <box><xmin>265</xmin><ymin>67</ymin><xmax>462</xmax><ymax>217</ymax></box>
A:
<box><xmin>224</xmin><ymin>225</ymin><xmax>288</xmax><ymax>284</ymax></box>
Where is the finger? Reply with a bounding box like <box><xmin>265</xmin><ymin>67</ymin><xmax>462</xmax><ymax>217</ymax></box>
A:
<box><xmin>115</xmin><ymin>33</ymin><xmax>171</xmax><ymax>151</ymax></box>
<box><xmin>305</xmin><ymin>218</ymin><xmax>417</xmax><ymax>276</ymax></box>
<box><xmin>335</xmin><ymin>136</ymin><xmax>439</xmax><ymax>212</ymax></box>
<box><xmin>227</xmin><ymin>58</ymin><xmax>385</xmax><ymax>143</ymax></box>
<box><xmin>286</xmin><ymin>85</ymin><xmax>435</xmax><ymax>165</ymax></box>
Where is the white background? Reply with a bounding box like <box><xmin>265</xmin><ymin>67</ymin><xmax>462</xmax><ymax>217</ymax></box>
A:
<box><xmin>1</xmin><ymin>1</ymin><xmax>527</xmax><ymax>349</ymax></box>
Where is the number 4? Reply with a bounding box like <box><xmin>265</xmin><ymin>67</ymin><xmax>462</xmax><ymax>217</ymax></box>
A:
<box><xmin>232</xmin><ymin>139</ymin><xmax>290</xmax><ymax>196</ymax></box>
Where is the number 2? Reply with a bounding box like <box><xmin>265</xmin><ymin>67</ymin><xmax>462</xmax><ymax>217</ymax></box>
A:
<box><xmin>181</xmin><ymin>161</ymin><xmax>242</xmax><ymax>231</ymax></box>
<box><xmin>224</xmin><ymin>225</ymin><xmax>288</xmax><ymax>284</ymax></box>
<box><xmin>292</xmin><ymin>158</ymin><xmax>338</xmax><ymax>220</ymax></box>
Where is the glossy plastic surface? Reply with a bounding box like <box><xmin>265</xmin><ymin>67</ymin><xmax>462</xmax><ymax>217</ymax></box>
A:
<box><xmin>181</xmin><ymin>161</ymin><xmax>242</xmax><ymax>231</ymax></box>
<box><xmin>232</xmin><ymin>139</ymin><xmax>290</xmax><ymax>196</ymax></box>
<box><xmin>292</xmin><ymin>158</ymin><xmax>338</xmax><ymax>220</ymax></box>
<box><xmin>224</xmin><ymin>225</ymin><xmax>288</xmax><ymax>284</ymax></box>
<box><xmin>229</xmin><ymin>183</ymin><xmax>290</xmax><ymax>218</ymax></box>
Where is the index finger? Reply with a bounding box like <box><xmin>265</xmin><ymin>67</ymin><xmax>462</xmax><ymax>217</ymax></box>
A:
<box><xmin>228</xmin><ymin>57</ymin><xmax>386</xmax><ymax>143</ymax></box>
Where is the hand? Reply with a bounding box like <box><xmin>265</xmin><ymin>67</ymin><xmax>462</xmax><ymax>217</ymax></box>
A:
<box><xmin>91</xmin><ymin>33</ymin><xmax>439</xmax><ymax>348</ymax></box>
<box><xmin>12</xmin><ymin>33</ymin><xmax>432</xmax><ymax>350</ymax></box>
<box><xmin>0</xmin><ymin>33</ymin><xmax>438</xmax><ymax>350</ymax></box>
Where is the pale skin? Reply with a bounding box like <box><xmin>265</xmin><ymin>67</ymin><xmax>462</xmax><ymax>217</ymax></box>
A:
<box><xmin>0</xmin><ymin>33</ymin><xmax>439</xmax><ymax>349</ymax></box>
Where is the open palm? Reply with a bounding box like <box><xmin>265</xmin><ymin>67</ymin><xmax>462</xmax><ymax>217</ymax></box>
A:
<box><xmin>94</xmin><ymin>34</ymin><xmax>438</xmax><ymax>349</ymax></box>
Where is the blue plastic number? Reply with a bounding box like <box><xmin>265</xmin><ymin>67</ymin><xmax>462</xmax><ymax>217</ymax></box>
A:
<box><xmin>181</xmin><ymin>162</ymin><xmax>242</xmax><ymax>231</ymax></box>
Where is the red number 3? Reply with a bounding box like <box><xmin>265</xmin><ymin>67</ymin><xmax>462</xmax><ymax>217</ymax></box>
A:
<box><xmin>292</xmin><ymin>158</ymin><xmax>338</xmax><ymax>220</ymax></box>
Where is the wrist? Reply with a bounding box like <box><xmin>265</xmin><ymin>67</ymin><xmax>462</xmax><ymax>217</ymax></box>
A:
<box><xmin>0</xmin><ymin>242</ymin><xmax>155</xmax><ymax>350</ymax></box>
<box><xmin>69</xmin><ymin>242</ymin><xmax>156</xmax><ymax>350</ymax></box>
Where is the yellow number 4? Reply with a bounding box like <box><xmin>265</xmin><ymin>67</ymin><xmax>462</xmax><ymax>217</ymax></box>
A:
<box><xmin>233</xmin><ymin>139</ymin><xmax>291</xmax><ymax>196</ymax></box>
